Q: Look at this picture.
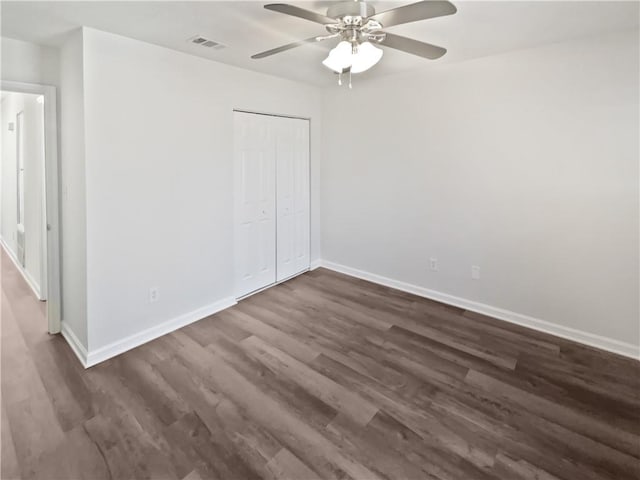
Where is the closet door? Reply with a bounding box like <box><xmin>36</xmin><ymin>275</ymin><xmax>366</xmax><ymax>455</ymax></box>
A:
<box><xmin>275</xmin><ymin>116</ymin><xmax>310</xmax><ymax>282</ymax></box>
<box><xmin>234</xmin><ymin>112</ymin><xmax>276</xmax><ymax>298</ymax></box>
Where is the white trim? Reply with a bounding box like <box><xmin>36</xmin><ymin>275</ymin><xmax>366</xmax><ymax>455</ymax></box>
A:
<box><xmin>0</xmin><ymin>237</ymin><xmax>42</xmax><ymax>300</ymax></box>
<box><xmin>310</xmin><ymin>259</ymin><xmax>322</xmax><ymax>270</ymax></box>
<box><xmin>1</xmin><ymin>80</ymin><xmax>61</xmax><ymax>334</ymax></box>
<box><xmin>319</xmin><ymin>260</ymin><xmax>640</xmax><ymax>360</ymax></box>
<box><xmin>237</xmin><ymin>268</ymin><xmax>310</xmax><ymax>301</ymax></box>
<box><xmin>61</xmin><ymin>322</ymin><xmax>89</xmax><ymax>367</ymax></box>
<box><xmin>276</xmin><ymin>268</ymin><xmax>310</xmax><ymax>285</ymax></box>
<box><xmin>83</xmin><ymin>297</ymin><xmax>237</xmax><ymax>368</ymax></box>
<box><xmin>23</xmin><ymin>268</ymin><xmax>42</xmax><ymax>300</ymax></box>
<box><xmin>232</xmin><ymin>108</ymin><xmax>310</xmax><ymax>121</ymax></box>
<box><xmin>237</xmin><ymin>283</ymin><xmax>278</xmax><ymax>301</ymax></box>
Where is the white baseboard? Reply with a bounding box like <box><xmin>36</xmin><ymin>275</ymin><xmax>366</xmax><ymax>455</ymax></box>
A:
<box><xmin>0</xmin><ymin>237</ymin><xmax>43</xmax><ymax>300</ymax></box>
<box><xmin>310</xmin><ymin>259</ymin><xmax>322</xmax><ymax>271</ymax></box>
<box><xmin>61</xmin><ymin>322</ymin><xmax>89</xmax><ymax>367</ymax></box>
<box><xmin>83</xmin><ymin>297</ymin><xmax>237</xmax><ymax>367</ymax></box>
<box><xmin>58</xmin><ymin>260</ymin><xmax>640</xmax><ymax>366</ymax></box>
<box><xmin>319</xmin><ymin>260</ymin><xmax>640</xmax><ymax>360</ymax></box>
<box><xmin>24</xmin><ymin>268</ymin><xmax>44</xmax><ymax>300</ymax></box>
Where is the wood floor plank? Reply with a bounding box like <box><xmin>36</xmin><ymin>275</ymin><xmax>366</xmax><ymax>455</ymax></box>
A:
<box><xmin>1</xmin><ymin>398</ymin><xmax>21</xmax><ymax>480</ymax></box>
<box><xmin>202</xmin><ymin>397</ymin><xmax>284</xmax><ymax>478</ymax></box>
<box><xmin>29</xmin><ymin>425</ymin><xmax>110</xmax><ymax>480</ymax></box>
<box><xmin>429</xmin><ymin>384</ymin><xmax>637</xmax><ymax>480</ymax></box>
<box><xmin>515</xmin><ymin>351</ymin><xmax>640</xmax><ymax>428</ymax></box>
<box><xmin>154</xmin><ymin>353</ymin><xmax>285</xmax><ymax>478</ymax></box>
<box><xmin>388</xmin><ymin>317</ymin><xmax>518</xmax><ymax>370</ymax></box>
<box><xmin>240</xmin><ymin>335</ymin><xmax>379</xmax><ymax>427</ymax></box>
<box><xmin>265</xmin><ymin>448</ymin><xmax>322</xmax><ymax>480</ymax></box>
<box><xmin>162</xmin><ymin>411</ymin><xmax>262</xmax><ymax>480</ymax></box>
<box><xmin>2</xmin><ymin>248</ymin><xmax>639</xmax><ymax>480</ymax></box>
<box><xmin>364</xmin><ymin>409</ymin><xmax>497</xmax><ymax>480</ymax></box>
<box><xmin>256</xmin><ymin>284</ymin><xmax>518</xmax><ymax>373</ymax></box>
<box><xmin>153</xmin><ymin>355</ymin><xmax>223</xmax><ymax>418</ymax></box>
<box><xmin>325</xmin><ymin>413</ymin><xmax>432</xmax><ymax>480</ymax></box>
<box><xmin>465</xmin><ymin>369</ymin><xmax>640</xmax><ymax>459</ymax></box>
<box><xmin>310</xmin><ymin>353</ymin><xmax>498</xmax><ymax>472</ymax></box>
<box><xmin>83</xmin><ymin>412</ymin><xmax>160</xmax><ymax>480</ymax></box>
<box><xmin>181</xmin><ymin>469</ymin><xmax>205</xmax><ymax>480</ymax></box>
<box><xmin>1</xmin><ymin>295</ymin><xmax>66</xmax><ymax>479</ymax></box>
<box><xmin>1</xmin><ymin>294</ymin><xmax>53</xmax><ymax>408</ymax></box>
<box><xmin>411</xmin><ymin>303</ymin><xmax>562</xmax><ymax>357</ymax></box>
<box><xmin>236</xmin><ymin>300</ymin><xmax>426</xmax><ymax>403</ymax></box>
<box><xmin>116</xmin><ymin>354</ymin><xmax>192</xmax><ymax>426</ymax></box>
<box><xmin>184</xmin><ymin>349</ymin><xmax>385</xmax><ymax>479</ymax></box>
<box><xmin>201</xmin><ymin>330</ymin><xmax>340</xmax><ymax>431</ymax></box>
<box><xmin>298</xmin><ymin>273</ymin><xmax>527</xmax><ymax>361</ymax></box>
<box><xmin>221</xmin><ymin>308</ymin><xmax>321</xmax><ymax>364</ymax></box>
<box><xmin>3</xmin><ymin>396</ymin><xmax>66</xmax><ymax>479</ymax></box>
<box><xmin>492</xmin><ymin>452</ymin><xmax>561</xmax><ymax>480</ymax></box>
<box><xmin>232</xmin><ymin>300</ymin><xmax>423</xmax><ymax>403</ymax></box>
<box><xmin>269</xmin><ymin>278</ymin><xmax>395</xmax><ymax>332</ymax></box>
<box><xmin>383</xmin><ymin>323</ymin><xmax>512</xmax><ymax>377</ymax></box>
<box><xmin>29</xmin><ymin>337</ymin><xmax>95</xmax><ymax>432</ymax></box>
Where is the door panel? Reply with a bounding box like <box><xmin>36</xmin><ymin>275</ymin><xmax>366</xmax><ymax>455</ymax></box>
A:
<box><xmin>234</xmin><ymin>112</ymin><xmax>276</xmax><ymax>297</ymax></box>
<box><xmin>276</xmin><ymin>116</ymin><xmax>310</xmax><ymax>281</ymax></box>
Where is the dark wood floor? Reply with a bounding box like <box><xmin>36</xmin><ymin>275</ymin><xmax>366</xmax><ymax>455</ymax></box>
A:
<box><xmin>2</xmin><ymin>249</ymin><xmax>639</xmax><ymax>480</ymax></box>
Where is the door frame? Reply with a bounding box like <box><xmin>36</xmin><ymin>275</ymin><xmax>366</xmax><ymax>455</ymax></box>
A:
<box><xmin>232</xmin><ymin>109</ymin><xmax>312</xmax><ymax>300</ymax></box>
<box><xmin>2</xmin><ymin>80</ymin><xmax>61</xmax><ymax>334</ymax></box>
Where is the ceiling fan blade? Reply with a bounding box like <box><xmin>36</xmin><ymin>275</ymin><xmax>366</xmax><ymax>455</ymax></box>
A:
<box><xmin>379</xmin><ymin>32</ymin><xmax>447</xmax><ymax>59</ymax></box>
<box><xmin>264</xmin><ymin>4</ymin><xmax>337</xmax><ymax>25</ymax></box>
<box><xmin>368</xmin><ymin>1</ymin><xmax>457</xmax><ymax>28</ymax></box>
<box><xmin>251</xmin><ymin>37</ymin><xmax>322</xmax><ymax>59</ymax></box>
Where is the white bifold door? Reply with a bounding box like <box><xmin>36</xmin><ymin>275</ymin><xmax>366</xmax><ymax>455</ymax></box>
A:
<box><xmin>234</xmin><ymin>111</ymin><xmax>310</xmax><ymax>298</ymax></box>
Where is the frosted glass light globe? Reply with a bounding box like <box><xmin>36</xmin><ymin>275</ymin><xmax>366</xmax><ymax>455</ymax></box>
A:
<box><xmin>322</xmin><ymin>41</ymin><xmax>353</xmax><ymax>72</ymax></box>
<box><xmin>350</xmin><ymin>42</ymin><xmax>383</xmax><ymax>73</ymax></box>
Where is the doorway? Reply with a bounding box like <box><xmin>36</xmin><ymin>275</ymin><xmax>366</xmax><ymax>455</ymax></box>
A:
<box><xmin>233</xmin><ymin>110</ymin><xmax>310</xmax><ymax>299</ymax></box>
<box><xmin>1</xmin><ymin>81</ymin><xmax>60</xmax><ymax>334</ymax></box>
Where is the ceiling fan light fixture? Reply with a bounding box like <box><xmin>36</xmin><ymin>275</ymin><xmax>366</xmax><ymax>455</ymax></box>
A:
<box><xmin>322</xmin><ymin>40</ymin><xmax>353</xmax><ymax>72</ymax></box>
<box><xmin>350</xmin><ymin>41</ymin><xmax>383</xmax><ymax>73</ymax></box>
<box><xmin>322</xmin><ymin>40</ymin><xmax>383</xmax><ymax>74</ymax></box>
<box><xmin>253</xmin><ymin>0</ymin><xmax>457</xmax><ymax>82</ymax></box>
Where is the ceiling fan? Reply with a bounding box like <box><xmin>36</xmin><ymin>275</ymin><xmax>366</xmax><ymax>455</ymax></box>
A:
<box><xmin>251</xmin><ymin>1</ymin><xmax>457</xmax><ymax>86</ymax></box>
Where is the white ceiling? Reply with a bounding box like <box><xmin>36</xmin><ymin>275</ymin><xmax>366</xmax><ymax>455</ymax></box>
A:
<box><xmin>2</xmin><ymin>1</ymin><xmax>638</xmax><ymax>86</ymax></box>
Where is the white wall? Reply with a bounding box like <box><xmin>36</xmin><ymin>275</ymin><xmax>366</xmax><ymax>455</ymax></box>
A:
<box><xmin>59</xmin><ymin>29</ymin><xmax>88</xmax><ymax>348</ymax></box>
<box><xmin>0</xmin><ymin>92</ymin><xmax>44</xmax><ymax>294</ymax></box>
<box><xmin>4</xmin><ymin>25</ymin><xmax>636</xmax><ymax>361</ymax></box>
<box><xmin>321</xmin><ymin>29</ymin><xmax>639</xmax><ymax>351</ymax></box>
<box><xmin>1</xmin><ymin>94</ymin><xmax>20</xmax><ymax>255</ymax></box>
<box><xmin>1</xmin><ymin>37</ymin><xmax>59</xmax><ymax>86</ymax></box>
<box><xmin>80</xmin><ymin>28</ymin><xmax>323</xmax><ymax>353</ymax></box>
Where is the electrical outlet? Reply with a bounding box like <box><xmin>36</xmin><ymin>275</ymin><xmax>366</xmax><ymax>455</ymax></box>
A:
<box><xmin>471</xmin><ymin>266</ymin><xmax>480</xmax><ymax>280</ymax></box>
<box><xmin>149</xmin><ymin>287</ymin><xmax>159</xmax><ymax>303</ymax></box>
<box><xmin>429</xmin><ymin>257</ymin><xmax>438</xmax><ymax>271</ymax></box>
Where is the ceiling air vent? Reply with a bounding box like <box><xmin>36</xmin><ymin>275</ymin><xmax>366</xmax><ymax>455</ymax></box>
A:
<box><xmin>188</xmin><ymin>35</ymin><xmax>225</xmax><ymax>50</ymax></box>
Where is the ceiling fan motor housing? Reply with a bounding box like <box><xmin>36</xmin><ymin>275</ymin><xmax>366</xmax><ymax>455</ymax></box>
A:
<box><xmin>325</xmin><ymin>2</ymin><xmax>384</xmax><ymax>44</ymax></box>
